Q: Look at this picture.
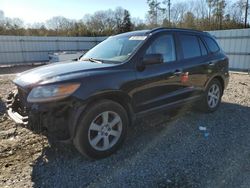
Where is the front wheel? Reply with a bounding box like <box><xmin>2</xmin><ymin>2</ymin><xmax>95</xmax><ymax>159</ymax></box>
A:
<box><xmin>199</xmin><ymin>79</ymin><xmax>223</xmax><ymax>113</ymax></box>
<box><xmin>73</xmin><ymin>100</ymin><xmax>128</xmax><ymax>159</ymax></box>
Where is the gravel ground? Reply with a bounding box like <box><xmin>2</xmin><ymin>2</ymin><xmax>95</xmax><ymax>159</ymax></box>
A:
<box><xmin>0</xmin><ymin>72</ymin><xmax>250</xmax><ymax>188</ymax></box>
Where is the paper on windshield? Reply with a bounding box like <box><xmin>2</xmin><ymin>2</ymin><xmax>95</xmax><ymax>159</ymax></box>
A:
<box><xmin>129</xmin><ymin>36</ymin><xmax>147</xmax><ymax>40</ymax></box>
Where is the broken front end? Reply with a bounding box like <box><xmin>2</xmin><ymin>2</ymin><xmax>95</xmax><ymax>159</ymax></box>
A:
<box><xmin>6</xmin><ymin>85</ymin><xmax>84</xmax><ymax>142</ymax></box>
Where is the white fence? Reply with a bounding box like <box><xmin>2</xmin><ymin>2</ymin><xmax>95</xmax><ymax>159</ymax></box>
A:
<box><xmin>209</xmin><ymin>28</ymin><xmax>250</xmax><ymax>71</ymax></box>
<box><xmin>0</xmin><ymin>36</ymin><xmax>106</xmax><ymax>65</ymax></box>
<box><xmin>0</xmin><ymin>29</ymin><xmax>249</xmax><ymax>71</ymax></box>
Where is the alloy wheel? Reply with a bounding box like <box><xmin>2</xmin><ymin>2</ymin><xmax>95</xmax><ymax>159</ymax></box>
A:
<box><xmin>207</xmin><ymin>83</ymin><xmax>220</xmax><ymax>108</ymax></box>
<box><xmin>88</xmin><ymin>111</ymin><xmax>122</xmax><ymax>151</ymax></box>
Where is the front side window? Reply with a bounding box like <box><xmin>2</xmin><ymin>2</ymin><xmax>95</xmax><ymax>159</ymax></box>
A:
<box><xmin>179</xmin><ymin>34</ymin><xmax>201</xmax><ymax>59</ymax></box>
<box><xmin>81</xmin><ymin>35</ymin><xmax>146</xmax><ymax>63</ymax></box>
<box><xmin>145</xmin><ymin>34</ymin><xmax>176</xmax><ymax>63</ymax></box>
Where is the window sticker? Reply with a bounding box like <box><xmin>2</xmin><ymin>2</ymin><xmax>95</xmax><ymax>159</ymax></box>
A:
<box><xmin>129</xmin><ymin>36</ymin><xmax>147</xmax><ymax>41</ymax></box>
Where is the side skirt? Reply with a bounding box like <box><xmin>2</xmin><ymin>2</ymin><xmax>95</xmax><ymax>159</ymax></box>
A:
<box><xmin>135</xmin><ymin>95</ymin><xmax>202</xmax><ymax>118</ymax></box>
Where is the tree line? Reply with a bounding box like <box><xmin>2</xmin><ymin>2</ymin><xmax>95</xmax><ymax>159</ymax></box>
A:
<box><xmin>146</xmin><ymin>0</ymin><xmax>249</xmax><ymax>30</ymax></box>
<box><xmin>0</xmin><ymin>0</ymin><xmax>249</xmax><ymax>37</ymax></box>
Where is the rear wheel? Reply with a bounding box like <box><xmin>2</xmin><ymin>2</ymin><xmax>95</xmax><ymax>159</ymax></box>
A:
<box><xmin>73</xmin><ymin>100</ymin><xmax>128</xmax><ymax>159</ymax></box>
<box><xmin>199</xmin><ymin>79</ymin><xmax>223</xmax><ymax>113</ymax></box>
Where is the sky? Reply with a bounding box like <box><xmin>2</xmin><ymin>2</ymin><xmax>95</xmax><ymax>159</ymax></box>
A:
<box><xmin>0</xmin><ymin>0</ymin><xmax>150</xmax><ymax>24</ymax></box>
<box><xmin>0</xmin><ymin>0</ymin><xmax>239</xmax><ymax>24</ymax></box>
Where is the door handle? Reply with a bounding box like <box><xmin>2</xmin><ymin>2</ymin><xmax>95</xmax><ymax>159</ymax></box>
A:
<box><xmin>173</xmin><ymin>69</ymin><xmax>183</xmax><ymax>76</ymax></box>
<box><xmin>208</xmin><ymin>62</ymin><xmax>215</xmax><ymax>66</ymax></box>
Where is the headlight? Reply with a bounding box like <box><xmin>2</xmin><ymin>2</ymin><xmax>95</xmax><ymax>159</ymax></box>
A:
<box><xmin>27</xmin><ymin>83</ymin><xmax>80</xmax><ymax>103</ymax></box>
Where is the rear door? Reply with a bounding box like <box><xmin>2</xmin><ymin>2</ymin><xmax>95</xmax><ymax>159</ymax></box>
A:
<box><xmin>176</xmin><ymin>33</ymin><xmax>211</xmax><ymax>97</ymax></box>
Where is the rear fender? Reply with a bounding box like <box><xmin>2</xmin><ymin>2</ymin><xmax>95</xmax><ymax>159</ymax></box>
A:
<box><xmin>204</xmin><ymin>74</ymin><xmax>228</xmax><ymax>93</ymax></box>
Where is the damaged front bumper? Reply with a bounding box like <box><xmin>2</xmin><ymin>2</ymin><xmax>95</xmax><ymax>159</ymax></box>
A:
<box><xmin>6</xmin><ymin>91</ymin><xmax>29</xmax><ymax>125</ymax></box>
<box><xmin>7</xmin><ymin>108</ymin><xmax>28</xmax><ymax>125</ymax></box>
<box><xmin>6</xmin><ymin>89</ymin><xmax>86</xmax><ymax>142</ymax></box>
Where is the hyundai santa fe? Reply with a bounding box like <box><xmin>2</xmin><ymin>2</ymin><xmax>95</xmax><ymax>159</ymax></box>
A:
<box><xmin>6</xmin><ymin>28</ymin><xmax>229</xmax><ymax>159</ymax></box>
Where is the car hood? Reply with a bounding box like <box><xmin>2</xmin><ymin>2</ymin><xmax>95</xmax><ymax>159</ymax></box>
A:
<box><xmin>14</xmin><ymin>61</ymin><xmax>115</xmax><ymax>88</ymax></box>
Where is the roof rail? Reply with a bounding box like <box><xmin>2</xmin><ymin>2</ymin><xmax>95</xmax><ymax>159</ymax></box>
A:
<box><xmin>149</xmin><ymin>27</ymin><xmax>167</xmax><ymax>33</ymax></box>
<box><xmin>148</xmin><ymin>27</ymin><xmax>203</xmax><ymax>33</ymax></box>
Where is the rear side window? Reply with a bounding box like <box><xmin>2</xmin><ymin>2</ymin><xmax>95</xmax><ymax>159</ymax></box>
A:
<box><xmin>199</xmin><ymin>38</ymin><xmax>208</xmax><ymax>56</ymax></box>
<box><xmin>179</xmin><ymin>34</ymin><xmax>201</xmax><ymax>59</ymax></box>
<box><xmin>203</xmin><ymin>36</ymin><xmax>220</xmax><ymax>53</ymax></box>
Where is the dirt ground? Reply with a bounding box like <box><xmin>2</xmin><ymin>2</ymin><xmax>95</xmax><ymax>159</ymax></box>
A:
<box><xmin>0</xmin><ymin>71</ymin><xmax>250</xmax><ymax>188</ymax></box>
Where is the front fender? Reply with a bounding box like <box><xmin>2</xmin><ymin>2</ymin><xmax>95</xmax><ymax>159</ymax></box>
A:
<box><xmin>69</xmin><ymin>90</ymin><xmax>135</xmax><ymax>139</ymax></box>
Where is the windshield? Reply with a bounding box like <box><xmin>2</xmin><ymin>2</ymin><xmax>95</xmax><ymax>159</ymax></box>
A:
<box><xmin>80</xmin><ymin>35</ymin><xmax>147</xmax><ymax>63</ymax></box>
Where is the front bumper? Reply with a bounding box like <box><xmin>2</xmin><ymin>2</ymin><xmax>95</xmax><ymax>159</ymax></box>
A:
<box><xmin>6</xmin><ymin>90</ymin><xmax>85</xmax><ymax>141</ymax></box>
<box><xmin>6</xmin><ymin>91</ymin><xmax>28</xmax><ymax>125</ymax></box>
<box><xmin>7</xmin><ymin>108</ymin><xmax>28</xmax><ymax>125</ymax></box>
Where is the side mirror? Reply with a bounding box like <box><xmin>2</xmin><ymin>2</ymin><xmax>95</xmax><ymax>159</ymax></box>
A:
<box><xmin>143</xmin><ymin>54</ymin><xmax>164</xmax><ymax>65</ymax></box>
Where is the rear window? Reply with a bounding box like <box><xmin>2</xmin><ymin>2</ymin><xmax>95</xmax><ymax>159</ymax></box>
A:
<box><xmin>203</xmin><ymin>36</ymin><xmax>220</xmax><ymax>53</ymax></box>
<box><xmin>179</xmin><ymin>34</ymin><xmax>201</xmax><ymax>59</ymax></box>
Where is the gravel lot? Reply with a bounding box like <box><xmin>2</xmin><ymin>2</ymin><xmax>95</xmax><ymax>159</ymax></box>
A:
<box><xmin>0</xmin><ymin>71</ymin><xmax>250</xmax><ymax>188</ymax></box>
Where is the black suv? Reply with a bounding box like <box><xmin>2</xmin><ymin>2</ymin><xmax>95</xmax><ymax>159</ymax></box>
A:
<box><xmin>7</xmin><ymin>28</ymin><xmax>229</xmax><ymax>159</ymax></box>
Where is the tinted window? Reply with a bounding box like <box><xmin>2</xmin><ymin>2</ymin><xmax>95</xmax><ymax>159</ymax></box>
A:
<box><xmin>199</xmin><ymin>38</ymin><xmax>208</xmax><ymax>56</ymax></box>
<box><xmin>146</xmin><ymin>34</ymin><xmax>176</xmax><ymax>63</ymax></box>
<box><xmin>180</xmin><ymin>34</ymin><xmax>201</xmax><ymax>59</ymax></box>
<box><xmin>203</xmin><ymin>36</ymin><xmax>220</xmax><ymax>53</ymax></box>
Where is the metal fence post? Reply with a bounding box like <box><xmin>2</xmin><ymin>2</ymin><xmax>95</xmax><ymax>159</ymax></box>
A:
<box><xmin>20</xmin><ymin>38</ymin><xmax>26</xmax><ymax>63</ymax></box>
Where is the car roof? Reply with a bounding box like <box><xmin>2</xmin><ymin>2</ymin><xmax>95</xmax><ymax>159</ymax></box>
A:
<box><xmin>113</xmin><ymin>30</ymin><xmax>150</xmax><ymax>37</ymax></box>
<box><xmin>148</xmin><ymin>27</ymin><xmax>210</xmax><ymax>36</ymax></box>
<box><xmin>114</xmin><ymin>27</ymin><xmax>211</xmax><ymax>38</ymax></box>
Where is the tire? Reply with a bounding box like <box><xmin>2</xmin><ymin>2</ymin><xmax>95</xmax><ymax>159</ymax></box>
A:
<box><xmin>73</xmin><ymin>100</ymin><xmax>128</xmax><ymax>159</ymax></box>
<box><xmin>199</xmin><ymin>79</ymin><xmax>223</xmax><ymax>113</ymax></box>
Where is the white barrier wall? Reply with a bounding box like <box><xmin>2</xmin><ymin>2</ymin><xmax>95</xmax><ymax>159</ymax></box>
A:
<box><xmin>0</xmin><ymin>28</ymin><xmax>249</xmax><ymax>71</ymax></box>
<box><xmin>0</xmin><ymin>36</ymin><xmax>107</xmax><ymax>65</ymax></box>
<box><xmin>208</xmin><ymin>28</ymin><xmax>250</xmax><ymax>71</ymax></box>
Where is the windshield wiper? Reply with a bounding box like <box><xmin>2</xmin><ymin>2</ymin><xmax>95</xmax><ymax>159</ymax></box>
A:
<box><xmin>81</xmin><ymin>58</ymin><xmax>103</xmax><ymax>64</ymax></box>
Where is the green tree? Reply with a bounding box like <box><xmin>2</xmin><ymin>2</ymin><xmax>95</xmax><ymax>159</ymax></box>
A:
<box><xmin>119</xmin><ymin>10</ymin><xmax>133</xmax><ymax>33</ymax></box>
<box><xmin>147</xmin><ymin>0</ymin><xmax>164</xmax><ymax>27</ymax></box>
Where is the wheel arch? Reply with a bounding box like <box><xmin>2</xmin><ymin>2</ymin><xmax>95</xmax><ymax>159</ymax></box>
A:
<box><xmin>69</xmin><ymin>91</ymin><xmax>135</xmax><ymax>140</ymax></box>
<box><xmin>205</xmin><ymin>75</ymin><xmax>225</xmax><ymax>94</ymax></box>
<box><xmin>87</xmin><ymin>91</ymin><xmax>135</xmax><ymax>123</ymax></box>
<box><xmin>213</xmin><ymin>76</ymin><xmax>225</xmax><ymax>93</ymax></box>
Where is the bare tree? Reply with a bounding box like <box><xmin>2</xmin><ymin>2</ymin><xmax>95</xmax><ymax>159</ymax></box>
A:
<box><xmin>183</xmin><ymin>11</ymin><xmax>196</xmax><ymax>28</ymax></box>
<box><xmin>146</xmin><ymin>0</ymin><xmax>165</xmax><ymax>27</ymax></box>
<box><xmin>162</xmin><ymin>0</ymin><xmax>171</xmax><ymax>25</ymax></box>
<box><xmin>0</xmin><ymin>2</ymin><xmax>249</xmax><ymax>37</ymax></box>
<box><xmin>170</xmin><ymin>2</ymin><xmax>188</xmax><ymax>27</ymax></box>
<box><xmin>114</xmin><ymin>7</ymin><xmax>125</xmax><ymax>33</ymax></box>
<box><xmin>245</xmin><ymin>0</ymin><xmax>249</xmax><ymax>27</ymax></box>
<box><xmin>207</xmin><ymin>0</ymin><xmax>214</xmax><ymax>27</ymax></box>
